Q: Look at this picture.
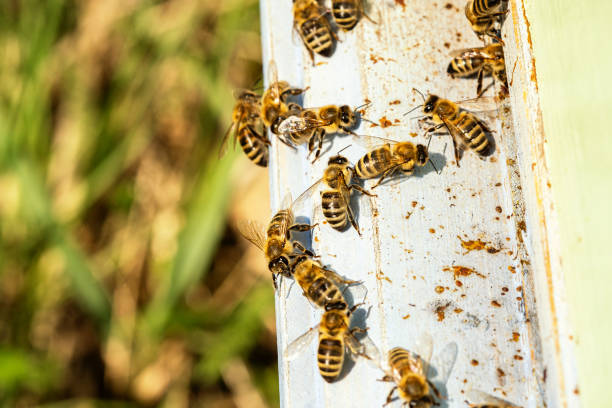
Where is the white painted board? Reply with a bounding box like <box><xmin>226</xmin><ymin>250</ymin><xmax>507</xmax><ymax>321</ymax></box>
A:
<box><xmin>259</xmin><ymin>1</ymin><xmax>555</xmax><ymax>407</ymax></box>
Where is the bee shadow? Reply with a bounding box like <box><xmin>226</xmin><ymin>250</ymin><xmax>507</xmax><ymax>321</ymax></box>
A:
<box><xmin>334</xmin><ymin>305</ymin><xmax>372</xmax><ymax>382</ymax></box>
<box><xmin>292</xmin><ymin>215</ymin><xmax>317</xmax><ymax>253</ymax></box>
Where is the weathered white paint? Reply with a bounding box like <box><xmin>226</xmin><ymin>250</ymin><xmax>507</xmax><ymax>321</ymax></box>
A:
<box><xmin>260</xmin><ymin>1</ymin><xmax>567</xmax><ymax>406</ymax></box>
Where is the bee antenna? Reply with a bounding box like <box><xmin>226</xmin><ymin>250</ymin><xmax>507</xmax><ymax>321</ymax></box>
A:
<box><xmin>336</xmin><ymin>145</ymin><xmax>352</xmax><ymax>155</ymax></box>
<box><xmin>361</xmin><ymin>117</ymin><xmax>378</xmax><ymax>125</ymax></box>
<box><xmin>403</xmin><ymin>105</ymin><xmax>422</xmax><ymax>117</ymax></box>
<box><xmin>412</xmin><ymin>87</ymin><xmax>426</xmax><ymax>102</ymax></box>
<box><xmin>426</xmin><ymin>134</ymin><xmax>433</xmax><ymax>150</ymax></box>
<box><xmin>354</xmin><ymin>101</ymin><xmax>372</xmax><ymax>111</ymax></box>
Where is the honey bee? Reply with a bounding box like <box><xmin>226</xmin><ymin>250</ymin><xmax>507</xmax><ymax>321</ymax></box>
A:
<box><xmin>238</xmin><ymin>193</ymin><xmax>317</xmax><ymax>289</ymax></box>
<box><xmin>466</xmin><ymin>389</ymin><xmax>521</xmax><ymax>408</ymax></box>
<box><xmin>465</xmin><ymin>0</ymin><xmax>506</xmax><ymax>42</ymax></box>
<box><xmin>277</xmin><ymin>104</ymin><xmax>364</xmax><ymax>162</ymax></box>
<box><xmin>293</xmin><ymin>0</ymin><xmax>337</xmax><ymax>64</ymax></box>
<box><xmin>331</xmin><ymin>0</ymin><xmax>376</xmax><ymax>31</ymax></box>
<box><xmin>299</xmin><ymin>151</ymin><xmax>376</xmax><ymax>234</ymax></box>
<box><xmin>261</xmin><ymin>61</ymin><xmax>307</xmax><ymax>138</ymax></box>
<box><xmin>354</xmin><ymin>135</ymin><xmax>432</xmax><ymax>188</ymax></box>
<box><xmin>291</xmin><ymin>254</ymin><xmax>358</xmax><ymax>310</ymax></box>
<box><xmin>378</xmin><ymin>334</ymin><xmax>457</xmax><ymax>407</ymax></box>
<box><xmin>219</xmin><ymin>90</ymin><xmax>269</xmax><ymax>167</ymax></box>
<box><xmin>410</xmin><ymin>89</ymin><xmax>495</xmax><ymax>167</ymax></box>
<box><xmin>285</xmin><ymin>303</ymin><xmax>375</xmax><ymax>383</ymax></box>
<box><xmin>447</xmin><ymin>43</ymin><xmax>508</xmax><ymax>97</ymax></box>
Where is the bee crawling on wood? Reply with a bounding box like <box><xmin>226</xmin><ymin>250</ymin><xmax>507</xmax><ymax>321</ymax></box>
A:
<box><xmin>331</xmin><ymin>0</ymin><xmax>377</xmax><ymax>31</ymax></box>
<box><xmin>293</xmin><ymin>0</ymin><xmax>337</xmax><ymax>64</ymax></box>
<box><xmin>447</xmin><ymin>43</ymin><xmax>508</xmax><ymax>97</ymax></box>
<box><xmin>406</xmin><ymin>89</ymin><xmax>497</xmax><ymax>167</ymax></box>
<box><xmin>465</xmin><ymin>0</ymin><xmax>507</xmax><ymax>43</ymax></box>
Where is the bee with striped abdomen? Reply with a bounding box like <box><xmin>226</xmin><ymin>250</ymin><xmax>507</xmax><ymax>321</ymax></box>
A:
<box><xmin>354</xmin><ymin>135</ymin><xmax>432</xmax><ymax>188</ymax></box>
<box><xmin>466</xmin><ymin>389</ymin><xmax>521</xmax><ymax>408</ymax></box>
<box><xmin>285</xmin><ymin>303</ymin><xmax>376</xmax><ymax>383</ymax></box>
<box><xmin>293</xmin><ymin>0</ymin><xmax>337</xmax><ymax>64</ymax></box>
<box><xmin>261</xmin><ymin>61</ymin><xmax>307</xmax><ymax>138</ymax></box>
<box><xmin>291</xmin><ymin>254</ymin><xmax>358</xmax><ymax>310</ymax></box>
<box><xmin>447</xmin><ymin>43</ymin><xmax>508</xmax><ymax>97</ymax></box>
<box><xmin>465</xmin><ymin>0</ymin><xmax>506</xmax><ymax>42</ymax></box>
<box><xmin>219</xmin><ymin>90</ymin><xmax>269</xmax><ymax>167</ymax></box>
<box><xmin>378</xmin><ymin>334</ymin><xmax>457</xmax><ymax>407</ymax></box>
<box><xmin>410</xmin><ymin>90</ymin><xmax>496</xmax><ymax>167</ymax></box>
<box><xmin>277</xmin><ymin>103</ymin><xmax>365</xmax><ymax>162</ymax></box>
<box><xmin>238</xmin><ymin>193</ymin><xmax>317</xmax><ymax>289</ymax></box>
<box><xmin>331</xmin><ymin>0</ymin><xmax>376</xmax><ymax>31</ymax></box>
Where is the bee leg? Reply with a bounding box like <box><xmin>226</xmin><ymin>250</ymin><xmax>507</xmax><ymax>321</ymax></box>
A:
<box><xmin>350</xmin><ymin>183</ymin><xmax>377</xmax><ymax>197</ymax></box>
<box><xmin>476</xmin><ymin>67</ymin><xmax>485</xmax><ymax>97</ymax></box>
<box><xmin>383</xmin><ymin>386</ymin><xmax>398</xmax><ymax>406</ymax></box>
<box><xmin>292</xmin><ymin>241</ymin><xmax>315</xmax><ymax>257</ymax></box>
<box><xmin>272</xmin><ymin>273</ymin><xmax>278</xmax><ymax>290</ymax></box>
<box><xmin>372</xmin><ymin>167</ymin><xmax>398</xmax><ymax>189</ymax></box>
<box><xmin>451</xmin><ymin>138</ymin><xmax>462</xmax><ymax>168</ymax></box>
<box><xmin>281</xmin><ymin>87</ymin><xmax>308</xmax><ymax>102</ymax></box>
<box><xmin>377</xmin><ymin>375</ymin><xmax>394</xmax><ymax>383</ymax></box>
<box><xmin>427</xmin><ymin>379</ymin><xmax>443</xmax><ymax>400</ymax></box>
<box><xmin>425</xmin><ymin>123</ymin><xmax>445</xmax><ymax>134</ymax></box>
<box><xmin>310</xmin><ymin>129</ymin><xmax>326</xmax><ymax>163</ymax></box>
<box><xmin>346</xmin><ymin>202</ymin><xmax>361</xmax><ymax>236</ymax></box>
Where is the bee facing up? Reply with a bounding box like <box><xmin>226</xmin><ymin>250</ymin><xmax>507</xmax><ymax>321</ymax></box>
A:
<box><xmin>409</xmin><ymin>89</ymin><xmax>496</xmax><ymax>167</ymax></box>
<box><xmin>447</xmin><ymin>43</ymin><xmax>508</xmax><ymax>97</ymax></box>
<box><xmin>331</xmin><ymin>0</ymin><xmax>376</xmax><ymax>31</ymax></box>
<box><xmin>377</xmin><ymin>334</ymin><xmax>457</xmax><ymax>408</ymax></box>
<box><xmin>465</xmin><ymin>0</ymin><xmax>506</xmax><ymax>42</ymax></box>
<box><xmin>354</xmin><ymin>135</ymin><xmax>432</xmax><ymax>188</ymax></box>
<box><xmin>291</xmin><ymin>254</ymin><xmax>358</xmax><ymax>311</ymax></box>
<box><xmin>285</xmin><ymin>303</ymin><xmax>375</xmax><ymax>383</ymax></box>
<box><xmin>465</xmin><ymin>389</ymin><xmax>521</xmax><ymax>408</ymax></box>
<box><xmin>299</xmin><ymin>151</ymin><xmax>376</xmax><ymax>235</ymax></box>
<box><xmin>261</xmin><ymin>61</ymin><xmax>307</xmax><ymax>138</ymax></box>
<box><xmin>219</xmin><ymin>90</ymin><xmax>269</xmax><ymax>167</ymax></box>
<box><xmin>238</xmin><ymin>193</ymin><xmax>317</xmax><ymax>289</ymax></box>
<box><xmin>293</xmin><ymin>0</ymin><xmax>337</xmax><ymax>64</ymax></box>
<box><xmin>277</xmin><ymin>103</ymin><xmax>364</xmax><ymax>162</ymax></box>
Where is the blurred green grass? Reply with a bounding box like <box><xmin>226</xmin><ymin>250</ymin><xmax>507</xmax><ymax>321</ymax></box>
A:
<box><xmin>0</xmin><ymin>0</ymin><xmax>276</xmax><ymax>406</ymax></box>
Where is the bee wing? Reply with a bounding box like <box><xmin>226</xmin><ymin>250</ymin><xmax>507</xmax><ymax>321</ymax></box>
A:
<box><xmin>218</xmin><ymin>120</ymin><xmax>237</xmax><ymax>158</ymax></box>
<box><xmin>454</xmin><ymin>96</ymin><xmax>498</xmax><ymax>113</ymax></box>
<box><xmin>284</xmin><ymin>326</ymin><xmax>318</xmax><ymax>361</ymax></box>
<box><xmin>414</xmin><ymin>332</ymin><xmax>434</xmax><ymax>374</ymax></box>
<box><xmin>466</xmin><ymin>389</ymin><xmax>520</xmax><ymax>407</ymax></box>
<box><xmin>355</xmin><ymin>334</ymin><xmax>384</xmax><ymax>370</ymax></box>
<box><xmin>237</xmin><ymin>219</ymin><xmax>267</xmax><ymax>251</ymax></box>
<box><xmin>290</xmin><ymin>177</ymin><xmax>324</xmax><ymax>214</ymax></box>
<box><xmin>439</xmin><ymin>113</ymin><xmax>470</xmax><ymax>153</ymax></box>
<box><xmin>267</xmin><ymin>60</ymin><xmax>279</xmax><ymax>86</ymax></box>
<box><xmin>353</xmin><ymin>134</ymin><xmax>398</xmax><ymax>151</ymax></box>
<box><xmin>449</xmin><ymin>47</ymin><xmax>493</xmax><ymax>59</ymax></box>
<box><xmin>427</xmin><ymin>341</ymin><xmax>458</xmax><ymax>387</ymax></box>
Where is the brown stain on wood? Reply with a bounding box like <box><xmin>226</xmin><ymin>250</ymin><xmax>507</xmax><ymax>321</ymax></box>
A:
<box><xmin>443</xmin><ymin>265</ymin><xmax>486</xmax><ymax>279</ymax></box>
<box><xmin>457</xmin><ymin>236</ymin><xmax>500</xmax><ymax>254</ymax></box>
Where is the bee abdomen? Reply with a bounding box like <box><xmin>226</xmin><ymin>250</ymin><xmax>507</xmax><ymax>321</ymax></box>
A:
<box><xmin>318</xmin><ymin>338</ymin><xmax>344</xmax><ymax>382</ymax></box>
<box><xmin>389</xmin><ymin>347</ymin><xmax>413</xmax><ymax>374</ymax></box>
<box><xmin>457</xmin><ymin>113</ymin><xmax>489</xmax><ymax>154</ymax></box>
<box><xmin>355</xmin><ymin>148</ymin><xmax>391</xmax><ymax>179</ymax></box>
<box><xmin>447</xmin><ymin>56</ymin><xmax>485</xmax><ymax>77</ymax></box>
<box><xmin>321</xmin><ymin>191</ymin><xmax>348</xmax><ymax>230</ymax></box>
<box><xmin>332</xmin><ymin>1</ymin><xmax>358</xmax><ymax>31</ymax></box>
<box><xmin>309</xmin><ymin>277</ymin><xmax>344</xmax><ymax>308</ymax></box>
<box><xmin>268</xmin><ymin>210</ymin><xmax>292</xmax><ymax>237</ymax></box>
<box><xmin>239</xmin><ymin>127</ymin><xmax>268</xmax><ymax>167</ymax></box>
<box><xmin>473</xmin><ymin>0</ymin><xmax>501</xmax><ymax>16</ymax></box>
<box><xmin>301</xmin><ymin>18</ymin><xmax>334</xmax><ymax>57</ymax></box>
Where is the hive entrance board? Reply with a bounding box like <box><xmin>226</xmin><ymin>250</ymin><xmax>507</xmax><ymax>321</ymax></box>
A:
<box><xmin>260</xmin><ymin>1</ymin><xmax>560</xmax><ymax>406</ymax></box>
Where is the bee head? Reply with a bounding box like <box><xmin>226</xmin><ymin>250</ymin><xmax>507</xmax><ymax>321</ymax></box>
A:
<box><xmin>416</xmin><ymin>144</ymin><xmax>428</xmax><ymax>166</ymax></box>
<box><xmin>338</xmin><ymin>105</ymin><xmax>356</xmax><ymax>128</ymax></box>
<box><xmin>269</xmin><ymin>257</ymin><xmax>290</xmax><ymax>277</ymax></box>
<box><xmin>327</xmin><ymin>155</ymin><xmax>349</xmax><ymax>166</ymax></box>
<box><xmin>423</xmin><ymin>95</ymin><xmax>438</xmax><ymax>114</ymax></box>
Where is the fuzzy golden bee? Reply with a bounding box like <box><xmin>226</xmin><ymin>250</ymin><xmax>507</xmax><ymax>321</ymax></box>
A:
<box><xmin>291</xmin><ymin>254</ymin><xmax>357</xmax><ymax>310</ymax></box>
<box><xmin>219</xmin><ymin>90</ymin><xmax>269</xmax><ymax>167</ymax></box>
<box><xmin>447</xmin><ymin>43</ymin><xmax>508</xmax><ymax>97</ymax></box>
<box><xmin>285</xmin><ymin>304</ymin><xmax>373</xmax><ymax>383</ymax></box>
<box><xmin>277</xmin><ymin>104</ymin><xmax>362</xmax><ymax>162</ymax></box>
<box><xmin>465</xmin><ymin>0</ymin><xmax>506</xmax><ymax>42</ymax></box>
<box><xmin>354</xmin><ymin>135</ymin><xmax>431</xmax><ymax>188</ymax></box>
<box><xmin>378</xmin><ymin>335</ymin><xmax>457</xmax><ymax>408</ymax></box>
<box><xmin>331</xmin><ymin>0</ymin><xmax>375</xmax><ymax>31</ymax></box>
<box><xmin>411</xmin><ymin>90</ymin><xmax>494</xmax><ymax>167</ymax></box>
<box><xmin>261</xmin><ymin>61</ymin><xmax>307</xmax><ymax>137</ymax></box>
<box><xmin>293</xmin><ymin>0</ymin><xmax>337</xmax><ymax>64</ymax></box>
<box><xmin>466</xmin><ymin>389</ymin><xmax>521</xmax><ymax>408</ymax></box>
<box><xmin>238</xmin><ymin>194</ymin><xmax>316</xmax><ymax>289</ymax></box>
